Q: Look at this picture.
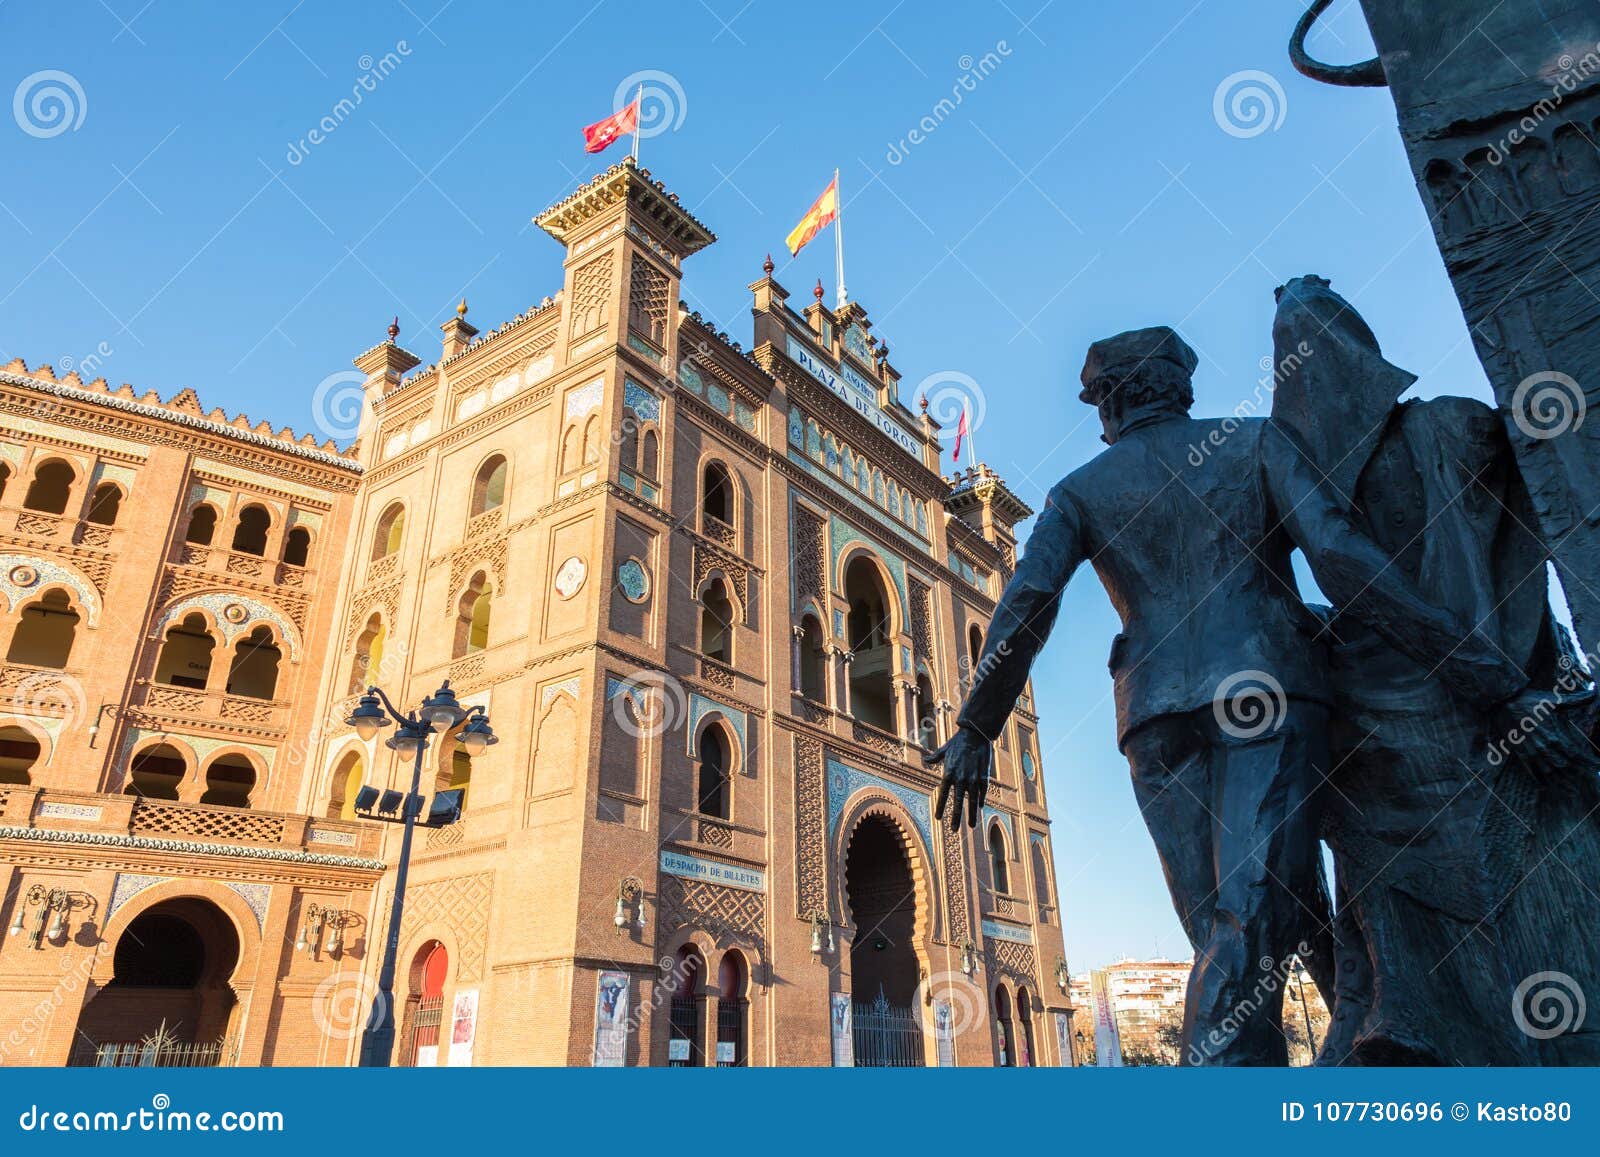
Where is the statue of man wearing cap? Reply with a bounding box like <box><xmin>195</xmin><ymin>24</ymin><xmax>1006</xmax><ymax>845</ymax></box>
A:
<box><xmin>927</xmin><ymin>324</ymin><xmax>1567</xmax><ymax>1065</ymax></box>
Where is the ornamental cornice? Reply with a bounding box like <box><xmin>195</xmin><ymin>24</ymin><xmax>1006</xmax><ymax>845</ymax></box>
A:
<box><xmin>0</xmin><ymin>371</ymin><xmax>361</xmax><ymax>474</ymax></box>
<box><xmin>0</xmin><ymin>825</ymin><xmax>386</xmax><ymax>871</ymax></box>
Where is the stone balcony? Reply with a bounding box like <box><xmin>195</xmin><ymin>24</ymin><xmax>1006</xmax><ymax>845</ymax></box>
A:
<box><xmin>130</xmin><ymin>680</ymin><xmax>292</xmax><ymax>733</ymax></box>
<box><xmin>4</xmin><ymin>508</ymin><xmax>115</xmax><ymax>550</ymax></box>
<box><xmin>175</xmin><ymin>542</ymin><xmax>311</xmax><ymax>589</ymax></box>
<box><xmin>0</xmin><ymin>785</ymin><xmax>383</xmax><ymax>864</ymax></box>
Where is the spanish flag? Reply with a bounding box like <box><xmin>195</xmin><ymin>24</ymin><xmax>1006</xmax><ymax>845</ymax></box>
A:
<box><xmin>785</xmin><ymin>175</ymin><xmax>839</xmax><ymax>256</ymax></box>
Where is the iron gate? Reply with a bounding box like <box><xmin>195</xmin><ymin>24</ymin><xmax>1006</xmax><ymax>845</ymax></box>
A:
<box><xmin>852</xmin><ymin>989</ymin><xmax>925</xmax><ymax>1067</ymax></box>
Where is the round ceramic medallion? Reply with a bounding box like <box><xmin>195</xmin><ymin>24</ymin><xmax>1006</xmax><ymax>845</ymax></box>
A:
<box><xmin>8</xmin><ymin>564</ymin><xmax>39</xmax><ymax>589</ymax></box>
<box><xmin>554</xmin><ymin>556</ymin><xmax>587</xmax><ymax>599</ymax></box>
<box><xmin>616</xmin><ymin>557</ymin><xmax>650</xmax><ymax>603</ymax></box>
<box><xmin>1022</xmin><ymin>750</ymin><xmax>1037</xmax><ymax>780</ymax></box>
<box><xmin>223</xmin><ymin>602</ymin><xmax>250</xmax><ymax>624</ymax></box>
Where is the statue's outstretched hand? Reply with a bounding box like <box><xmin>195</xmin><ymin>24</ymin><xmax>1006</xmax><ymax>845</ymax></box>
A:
<box><xmin>925</xmin><ymin>725</ymin><xmax>994</xmax><ymax>830</ymax></box>
<box><xmin>1493</xmin><ymin>686</ymin><xmax>1598</xmax><ymax>777</ymax></box>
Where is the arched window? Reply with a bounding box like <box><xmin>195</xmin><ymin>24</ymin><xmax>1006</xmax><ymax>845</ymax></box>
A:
<box><xmin>560</xmin><ymin>425</ymin><xmax>581</xmax><ymax>474</ymax></box>
<box><xmin>231</xmin><ymin>504</ymin><xmax>271</xmax><ymax>555</ymax></box>
<box><xmin>701</xmin><ymin>462</ymin><xmax>733</xmax><ymax>529</ymax></box>
<box><xmin>22</xmin><ymin>460</ymin><xmax>74</xmax><ymax>514</ymax></box>
<box><xmin>125</xmin><ymin>743</ymin><xmax>185</xmax><ymax>800</ymax></box>
<box><xmin>967</xmin><ymin>623</ymin><xmax>984</xmax><ymax>686</ymax></box>
<box><xmin>444</xmin><ymin>748</ymin><xmax>472</xmax><ymax>810</ymax></box>
<box><xmin>86</xmin><ymin>482</ymin><xmax>122</xmax><ymax>526</ymax></box>
<box><xmin>185</xmin><ymin>504</ymin><xmax>217</xmax><ymax>545</ymax></box>
<box><xmin>844</xmin><ymin>555</ymin><xmax>894</xmax><ymax>730</ymax></box>
<box><xmin>1016</xmin><ymin>988</ymin><xmax>1037</xmax><ymax>1067</ymax></box>
<box><xmin>618</xmin><ymin>415</ymin><xmax>639</xmax><ymax>472</ymax></box>
<box><xmin>155</xmin><ymin>613</ymin><xmax>215</xmax><ymax>689</ymax></box>
<box><xmin>640</xmin><ymin>429</ymin><xmax>659</xmax><ymax>479</ymax></box>
<box><xmin>6</xmin><ymin>589</ymin><xmax>79</xmax><ymax>668</ymax></box>
<box><xmin>282</xmin><ymin>526</ymin><xmax>311</xmax><ymax>567</ymax></box>
<box><xmin>1031</xmin><ymin>838</ymin><xmax>1053</xmax><ymax>911</ymax></box>
<box><xmin>327</xmin><ymin>750</ymin><xmax>365</xmax><ymax>819</ymax></box>
<box><xmin>700</xmin><ymin>578</ymin><xmax>733</xmax><ymax>663</ymax></box>
<box><xmin>988</xmin><ymin>824</ymin><xmax>1010</xmax><ymax>894</ymax></box>
<box><xmin>454</xmin><ymin>573</ymin><xmax>492</xmax><ymax>657</ymax></box>
<box><xmin>226</xmin><ymin>627</ymin><xmax>281</xmax><ymax>700</ymax></box>
<box><xmin>582</xmin><ymin>416</ymin><xmax>601</xmax><ymax>465</ymax></box>
<box><xmin>0</xmin><ymin>725</ymin><xmax>41</xmax><ymax>785</ymax></box>
<box><xmin>696</xmin><ymin>724</ymin><xmax>731</xmax><ymax>819</ymax></box>
<box><xmin>797</xmin><ymin>614</ymin><xmax>826</xmax><ymax>701</ymax></box>
<box><xmin>0</xmin><ymin>462</ymin><xmax>10</xmax><ymax>503</ymax></box>
<box><xmin>716</xmin><ymin>951</ymin><xmax>749</xmax><ymax>1067</ymax></box>
<box><xmin>350</xmin><ymin>613</ymin><xmax>386</xmax><ymax>693</ymax></box>
<box><xmin>668</xmin><ymin>945</ymin><xmax>706</xmax><ymax>1066</ymax></box>
<box><xmin>914</xmin><ymin>671</ymin><xmax>937</xmax><ymax>749</ymax></box>
<box><xmin>994</xmin><ymin>984</ymin><xmax>1016</xmax><ymax>1067</ymax></box>
<box><xmin>471</xmin><ymin>455</ymin><xmax>507</xmax><ymax>516</ymax></box>
<box><xmin>200</xmin><ymin>753</ymin><xmax>255</xmax><ymax>808</ymax></box>
<box><xmin>371</xmin><ymin>503</ymin><xmax>405</xmax><ymax>560</ymax></box>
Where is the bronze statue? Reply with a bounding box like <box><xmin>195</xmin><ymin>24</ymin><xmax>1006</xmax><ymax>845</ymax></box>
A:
<box><xmin>1292</xmin><ymin>0</ymin><xmax>1600</xmax><ymax>682</ymax></box>
<box><xmin>1270</xmin><ymin>275</ymin><xmax>1600</xmax><ymax>1065</ymax></box>
<box><xmin>927</xmin><ymin>324</ymin><xmax>1565</xmax><ymax>1064</ymax></box>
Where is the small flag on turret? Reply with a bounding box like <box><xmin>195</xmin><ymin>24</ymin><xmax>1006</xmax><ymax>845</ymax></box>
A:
<box><xmin>582</xmin><ymin>96</ymin><xmax>640</xmax><ymax>154</ymax></box>
<box><xmin>953</xmin><ymin>403</ymin><xmax>971</xmax><ymax>462</ymax></box>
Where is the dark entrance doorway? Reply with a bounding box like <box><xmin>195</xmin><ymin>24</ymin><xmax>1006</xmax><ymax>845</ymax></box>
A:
<box><xmin>845</xmin><ymin>814</ymin><xmax>925</xmax><ymax>1066</ymax></box>
<box><xmin>72</xmin><ymin>898</ymin><xmax>241</xmax><ymax>1066</ymax></box>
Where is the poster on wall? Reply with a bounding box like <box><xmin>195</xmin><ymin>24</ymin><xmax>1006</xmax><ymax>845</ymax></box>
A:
<box><xmin>446</xmin><ymin>988</ymin><xmax>478</xmax><ymax>1067</ymax></box>
<box><xmin>829</xmin><ymin>992</ymin><xmax>854</xmax><ymax>1067</ymax></box>
<box><xmin>933</xmin><ymin>1000</ymin><xmax>955</xmax><ymax>1067</ymax></box>
<box><xmin>592</xmin><ymin>970</ymin><xmax>631</xmax><ymax>1067</ymax></box>
<box><xmin>1053</xmin><ymin>1010</ymin><xmax>1073</xmax><ymax>1067</ymax></box>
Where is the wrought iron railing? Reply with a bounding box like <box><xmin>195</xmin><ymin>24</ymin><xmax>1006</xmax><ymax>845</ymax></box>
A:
<box><xmin>852</xmin><ymin>989</ymin><xmax>925</xmax><ymax>1067</ymax></box>
<box><xmin>70</xmin><ymin>1037</ymin><xmax>230</xmax><ymax>1068</ymax></box>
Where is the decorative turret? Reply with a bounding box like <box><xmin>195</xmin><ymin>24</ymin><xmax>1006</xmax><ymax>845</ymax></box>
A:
<box><xmin>944</xmin><ymin>463</ymin><xmax>1033</xmax><ymax>565</ymax></box>
<box><xmin>351</xmin><ymin>316</ymin><xmax>421</xmax><ymax>466</ymax></box>
<box><xmin>440</xmin><ymin>298</ymin><xmax>478</xmax><ymax>360</ymax></box>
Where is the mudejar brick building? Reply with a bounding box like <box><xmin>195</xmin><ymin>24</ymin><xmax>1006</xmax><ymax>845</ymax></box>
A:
<box><xmin>0</xmin><ymin>159</ymin><xmax>1075</xmax><ymax>1067</ymax></box>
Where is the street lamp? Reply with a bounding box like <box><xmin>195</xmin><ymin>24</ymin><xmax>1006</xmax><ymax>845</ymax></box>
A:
<box><xmin>809</xmin><ymin>912</ymin><xmax>834</xmax><ymax>957</ymax></box>
<box><xmin>960</xmin><ymin>937</ymin><xmax>978</xmax><ymax>977</ymax></box>
<box><xmin>7</xmin><ymin>886</ymin><xmax>83</xmax><ymax>948</ymax></box>
<box><xmin>343</xmin><ymin>679</ymin><xmax>496</xmax><ymax>1067</ymax></box>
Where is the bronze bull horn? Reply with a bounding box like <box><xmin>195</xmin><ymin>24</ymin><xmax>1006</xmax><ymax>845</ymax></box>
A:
<box><xmin>1289</xmin><ymin>0</ymin><xmax>1387</xmax><ymax>87</ymax></box>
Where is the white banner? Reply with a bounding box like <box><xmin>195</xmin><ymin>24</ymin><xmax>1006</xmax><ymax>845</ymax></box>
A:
<box><xmin>830</xmin><ymin>992</ymin><xmax>854</xmax><ymax>1067</ymax></box>
<box><xmin>592</xmin><ymin>971</ymin><xmax>630</xmax><ymax>1067</ymax></box>
<box><xmin>1091</xmin><ymin>970</ymin><xmax>1124</xmax><ymax>1067</ymax></box>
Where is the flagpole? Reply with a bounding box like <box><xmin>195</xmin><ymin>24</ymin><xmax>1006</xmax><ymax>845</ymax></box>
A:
<box><xmin>630</xmin><ymin>84</ymin><xmax>643</xmax><ymax>164</ymax></box>
<box><xmin>834</xmin><ymin>168</ymin><xmax>847</xmax><ymax>309</ymax></box>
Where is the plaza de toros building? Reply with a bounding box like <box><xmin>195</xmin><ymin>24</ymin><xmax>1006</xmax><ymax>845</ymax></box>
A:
<box><xmin>0</xmin><ymin>158</ymin><xmax>1075</xmax><ymax>1067</ymax></box>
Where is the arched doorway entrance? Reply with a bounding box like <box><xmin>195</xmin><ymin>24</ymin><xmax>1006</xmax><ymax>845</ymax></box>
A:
<box><xmin>72</xmin><ymin>898</ymin><xmax>241</xmax><ymax>1066</ymax></box>
<box><xmin>845</xmin><ymin>813</ymin><xmax>924</xmax><ymax>1066</ymax></box>
<box><xmin>400</xmin><ymin>940</ymin><xmax>448</xmax><ymax>1066</ymax></box>
<box><xmin>666</xmin><ymin>944</ymin><xmax>706</xmax><ymax>1067</ymax></box>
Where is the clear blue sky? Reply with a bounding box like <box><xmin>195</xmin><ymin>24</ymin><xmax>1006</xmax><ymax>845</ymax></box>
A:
<box><xmin>2</xmin><ymin>2</ymin><xmax>1494</xmax><ymax>972</ymax></box>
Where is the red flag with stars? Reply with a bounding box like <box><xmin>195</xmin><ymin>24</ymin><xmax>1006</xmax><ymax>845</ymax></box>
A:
<box><xmin>582</xmin><ymin>97</ymin><xmax>640</xmax><ymax>154</ymax></box>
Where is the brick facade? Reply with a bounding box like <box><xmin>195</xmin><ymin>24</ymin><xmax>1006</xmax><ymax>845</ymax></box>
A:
<box><xmin>0</xmin><ymin>158</ymin><xmax>1075</xmax><ymax>1067</ymax></box>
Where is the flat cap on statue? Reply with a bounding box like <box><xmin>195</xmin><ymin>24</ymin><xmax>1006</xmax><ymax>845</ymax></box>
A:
<box><xmin>1079</xmin><ymin>325</ymin><xmax>1199</xmax><ymax>403</ymax></box>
